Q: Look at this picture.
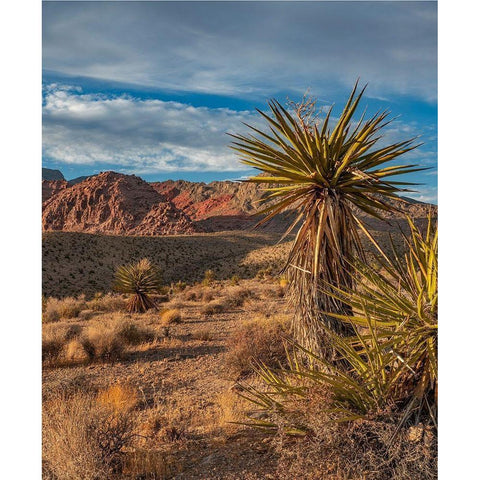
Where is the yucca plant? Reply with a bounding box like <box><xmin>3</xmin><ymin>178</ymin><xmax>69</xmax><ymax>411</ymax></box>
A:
<box><xmin>113</xmin><ymin>258</ymin><xmax>162</xmax><ymax>313</ymax></box>
<box><xmin>325</xmin><ymin>212</ymin><xmax>438</xmax><ymax>426</ymax></box>
<box><xmin>237</xmin><ymin>214</ymin><xmax>437</xmax><ymax>435</ymax></box>
<box><xmin>230</xmin><ymin>82</ymin><xmax>424</xmax><ymax>354</ymax></box>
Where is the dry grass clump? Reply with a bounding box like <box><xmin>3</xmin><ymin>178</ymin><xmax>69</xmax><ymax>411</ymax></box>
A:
<box><xmin>81</xmin><ymin>317</ymin><xmax>154</xmax><ymax>360</ymax></box>
<box><xmin>81</xmin><ymin>321</ymin><xmax>126</xmax><ymax>361</ymax></box>
<box><xmin>43</xmin><ymin>296</ymin><xmax>86</xmax><ymax>322</ymax></box>
<box><xmin>62</xmin><ymin>338</ymin><xmax>91</xmax><ymax>364</ymax></box>
<box><xmin>116</xmin><ymin>320</ymin><xmax>155</xmax><ymax>345</ymax></box>
<box><xmin>86</xmin><ymin>293</ymin><xmax>126</xmax><ymax>313</ymax></box>
<box><xmin>43</xmin><ymin>391</ymin><xmax>135</xmax><ymax>479</ymax></box>
<box><xmin>181</xmin><ymin>285</ymin><xmax>215</xmax><ymax>303</ymax></box>
<box><xmin>160</xmin><ymin>308</ymin><xmax>182</xmax><ymax>325</ymax></box>
<box><xmin>97</xmin><ymin>383</ymin><xmax>139</xmax><ymax>413</ymax></box>
<box><xmin>192</xmin><ymin>328</ymin><xmax>215</xmax><ymax>341</ymax></box>
<box><xmin>272</xmin><ymin>399</ymin><xmax>437</xmax><ymax>480</ymax></box>
<box><xmin>43</xmin><ymin>323</ymin><xmax>84</xmax><ymax>363</ymax></box>
<box><xmin>225</xmin><ymin>314</ymin><xmax>291</xmax><ymax>378</ymax></box>
<box><xmin>201</xmin><ymin>299</ymin><xmax>227</xmax><ymax>317</ymax></box>
<box><xmin>223</xmin><ymin>286</ymin><xmax>255</xmax><ymax>308</ymax></box>
<box><xmin>43</xmin><ymin>316</ymin><xmax>155</xmax><ymax>366</ymax></box>
<box><xmin>42</xmin><ymin>324</ymin><xmax>67</xmax><ymax>362</ymax></box>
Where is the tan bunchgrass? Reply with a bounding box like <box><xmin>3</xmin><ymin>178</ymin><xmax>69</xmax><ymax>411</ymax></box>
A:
<box><xmin>97</xmin><ymin>384</ymin><xmax>139</xmax><ymax>413</ymax></box>
<box><xmin>160</xmin><ymin>308</ymin><xmax>182</xmax><ymax>325</ymax></box>
<box><xmin>43</xmin><ymin>296</ymin><xmax>86</xmax><ymax>322</ymax></box>
<box><xmin>43</xmin><ymin>391</ymin><xmax>135</xmax><ymax>479</ymax></box>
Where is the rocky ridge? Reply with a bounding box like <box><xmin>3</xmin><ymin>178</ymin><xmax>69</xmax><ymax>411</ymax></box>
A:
<box><xmin>42</xmin><ymin>171</ymin><xmax>436</xmax><ymax>235</ymax></box>
<box><xmin>42</xmin><ymin>172</ymin><xmax>197</xmax><ymax>236</ymax></box>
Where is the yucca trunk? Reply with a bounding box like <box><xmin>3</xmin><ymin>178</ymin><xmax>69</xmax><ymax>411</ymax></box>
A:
<box><xmin>125</xmin><ymin>292</ymin><xmax>157</xmax><ymax>314</ymax></box>
<box><xmin>286</xmin><ymin>192</ymin><xmax>356</xmax><ymax>355</ymax></box>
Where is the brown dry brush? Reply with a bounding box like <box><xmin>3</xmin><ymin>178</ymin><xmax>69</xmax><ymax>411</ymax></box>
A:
<box><xmin>42</xmin><ymin>391</ymin><xmax>136</xmax><ymax>480</ymax></box>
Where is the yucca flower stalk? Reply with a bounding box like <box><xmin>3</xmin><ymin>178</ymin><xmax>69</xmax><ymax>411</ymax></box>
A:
<box><xmin>230</xmin><ymin>81</ymin><xmax>424</xmax><ymax>355</ymax></box>
<box><xmin>113</xmin><ymin>258</ymin><xmax>162</xmax><ymax>313</ymax></box>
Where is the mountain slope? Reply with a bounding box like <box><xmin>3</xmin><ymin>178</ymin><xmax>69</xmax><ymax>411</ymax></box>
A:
<box><xmin>42</xmin><ymin>171</ymin><xmax>198</xmax><ymax>235</ymax></box>
<box><xmin>42</xmin><ymin>170</ymin><xmax>436</xmax><ymax>236</ymax></box>
<box><xmin>42</xmin><ymin>168</ymin><xmax>65</xmax><ymax>181</ymax></box>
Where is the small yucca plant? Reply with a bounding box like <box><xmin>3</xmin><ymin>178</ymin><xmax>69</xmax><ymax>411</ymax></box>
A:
<box><xmin>230</xmin><ymin>82</ymin><xmax>424</xmax><ymax>354</ymax></box>
<box><xmin>113</xmin><ymin>258</ymin><xmax>162</xmax><ymax>313</ymax></box>
<box><xmin>237</xmin><ymin>214</ymin><xmax>437</xmax><ymax>435</ymax></box>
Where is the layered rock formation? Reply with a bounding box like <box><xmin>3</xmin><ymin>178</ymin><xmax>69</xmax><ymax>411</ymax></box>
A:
<box><xmin>42</xmin><ymin>170</ymin><xmax>436</xmax><ymax>236</ymax></box>
<box><xmin>42</xmin><ymin>171</ymin><xmax>197</xmax><ymax>235</ymax></box>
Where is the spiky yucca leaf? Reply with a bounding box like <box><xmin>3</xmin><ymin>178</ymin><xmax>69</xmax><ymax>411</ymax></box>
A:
<box><xmin>113</xmin><ymin>258</ymin><xmax>162</xmax><ymax>313</ymax></box>
<box><xmin>237</xmin><ymin>214</ymin><xmax>437</xmax><ymax>435</ymax></box>
<box><xmin>324</xmin><ymin>213</ymin><xmax>437</xmax><ymax>425</ymax></box>
<box><xmin>230</xmin><ymin>82</ymin><xmax>424</xmax><ymax>354</ymax></box>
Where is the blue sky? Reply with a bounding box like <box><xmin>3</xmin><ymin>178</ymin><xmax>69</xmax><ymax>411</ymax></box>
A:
<box><xmin>42</xmin><ymin>1</ymin><xmax>437</xmax><ymax>202</ymax></box>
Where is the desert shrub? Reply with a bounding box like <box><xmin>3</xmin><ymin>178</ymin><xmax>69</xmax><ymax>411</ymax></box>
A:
<box><xmin>183</xmin><ymin>285</ymin><xmax>215</xmax><ymax>303</ymax></box>
<box><xmin>43</xmin><ymin>296</ymin><xmax>86</xmax><ymax>322</ymax></box>
<box><xmin>202</xmin><ymin>269</ymin><xmax>215</xmax><ymax>286</ymax></box>
<box><xmin>62</xmin><ymin>339</ymin><xmax>90</xmax><ymax>364</ymax></box>
<box><xmin>81</xmin><ymin>320</ymin><xmax>126</xmax><ymax>361</ymax></box>
<box><xmin>229</xmin><ymin>275</ymin><xmax>240</xmax><ymax>286</ymax></box>
<box><xmin>201</xmin><ymin>299</ymin><xmax>227</xmax><ymax>316</ymax></box>
<box><xmin>113</xmin><ymin>258</ymin><xmax>162</xmax><ymax>313</ymax></box>
<box><xmin>172</xmin><ymin>280</ymin><xmax>187</xmax><ymax>292</ymax></box>
<box><xmin>43</xmin><ymin>322</ymin><xmax>86</xmax><ymax>363</ymax></box>
<box><xmin>87</xmin><ymin>293</ymin><xmax>126</xmax><ymax>313</ymax></box>
<box><xmin>192</xmin><ymin>328</ymin><xmax>215</xmax><ymax>341</ymax></box>
<box><xmin>42</xmin><ymin>324</ymin><xmax>66</xmax><ymax>362</ymax></box>
<box><xmin>224</xmin><ymin>286</ymin><xmax>255</xmax><ymax>308</ymax></box>
<box><xmin>225</xmin><ymin>314</ymin><xmax>291</xmax><ymax>378</ymax></box>
<box><xmin>43</xmin><ymin>392</ymin><xmax>135</xmax><ymax>479</ymax></box>
<box><xmin>201</xmin><ymin>289</ymin><xmax>215</xmax><ymax>303</ymax></box>
<box><xmin>183</xmin><ymin>289</ymin><xmax>198</xmax><ymax>301</ymax></box>
<box><xmin>117</xmin><ymin>320</ymin><xmax>155</xmax><ymax>345</ymax></box>
<box><xmin>65</xmin><ymin>323</ymin><xmax>82</xmax><ymax>340</ymax></box>
<box><xmin>160</xmin><ymin>308</ymin><xmax>182</xmax><ymax>325</ymax></box>
<box><xmin>97</xmin><ymin>384</ymin><xmax>139</xmax><ymax>412</ymax></box>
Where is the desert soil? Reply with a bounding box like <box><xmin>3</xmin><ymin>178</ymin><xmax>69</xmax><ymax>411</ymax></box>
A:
<box><xmin>43</xmin><ymin>279</ymin><xmax>290</xmax><ymax>479</ymax></box>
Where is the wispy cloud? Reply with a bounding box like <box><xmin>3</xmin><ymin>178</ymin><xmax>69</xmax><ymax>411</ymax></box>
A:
<box><xmin>43</xmin><ymin>2</ymin><xmax>437</xmax><ymax>102</ymax></box>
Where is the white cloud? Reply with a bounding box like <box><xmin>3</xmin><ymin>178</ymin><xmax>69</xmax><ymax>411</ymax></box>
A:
<box><xmin>43</xmin><ymin>86</ymin><xmax>258</xmax><ymax>173</ymax></box>
<box><xmin>43</xmin><ymin>84</ymin><xmax>436</xmax><ymax>189</ymax></box>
